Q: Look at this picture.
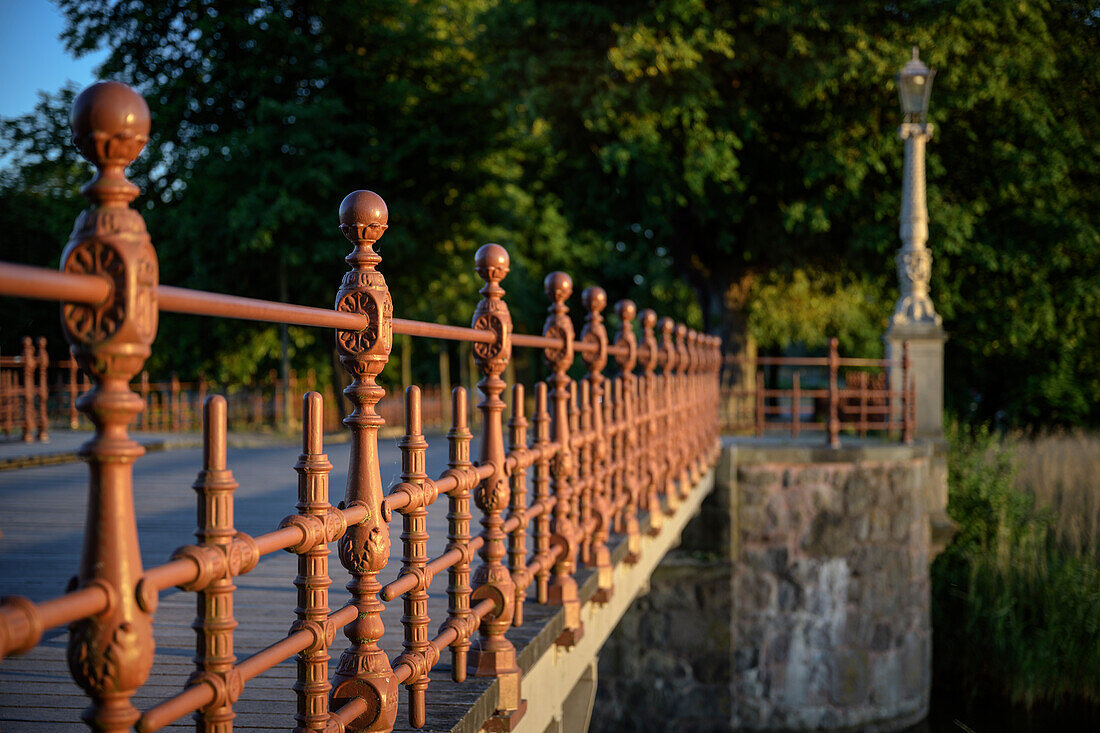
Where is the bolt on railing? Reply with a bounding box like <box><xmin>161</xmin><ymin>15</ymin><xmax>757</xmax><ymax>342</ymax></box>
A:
<box><xmin>0</xmin><ymin>81</ymin><xmax>723</xmax><ymax>732</ymax></box>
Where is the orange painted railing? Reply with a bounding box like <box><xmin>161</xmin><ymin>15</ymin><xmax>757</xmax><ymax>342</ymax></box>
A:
<box><xmin>0</xmin><ymin>81</ymin><xmax>721</xmax><ymax>731</ymax></box>
<box><xmin>720</xmin><ymin>338</ymin><xmax>915</xmax><ymax>446</ymax></box>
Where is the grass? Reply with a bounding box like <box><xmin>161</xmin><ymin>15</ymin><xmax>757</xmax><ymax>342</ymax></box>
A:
<box><xmin>1014</xmin><ymin>431</ymin><xmax>1100</xmax><ymax>561</ymax></box>
<box><xmin>932</xmin><ymin>424</ymin><xmax>1100</xmax><ymax>711</ymax></box>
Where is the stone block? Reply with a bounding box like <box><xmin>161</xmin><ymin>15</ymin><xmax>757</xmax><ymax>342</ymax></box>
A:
<box><xmin>829</xmin><ymin>649</ymin><xmax>870</xmax><ymax>706</ymax></box>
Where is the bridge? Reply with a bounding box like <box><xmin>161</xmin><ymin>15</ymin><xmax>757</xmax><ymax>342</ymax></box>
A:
<box><xmin>0</xmin><ymin>81</ymin><xmax>945</xmax><ymax>732</ymax></box>
<box><xmin>0</xmin><ymin>81</ymin><xmax>722</xmax><ymax>732</ymax></box>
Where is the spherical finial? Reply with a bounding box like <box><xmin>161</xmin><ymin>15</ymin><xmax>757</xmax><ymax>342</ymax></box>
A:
<box><xmin>474</xmin><ymin>243</ymin><xmax>509</xmax><ymax>284</ymax></box>
<box><xmin>676</xmin><ymin>323</ymin><xmax>688</xmax><ymax>339</ymax></box>
<box><xmin>70</xmin><ymin>81</ymin><xmax>151</xmax><ymax>168</ymax></box>
<box><xmin>615</xmin><ymin>299</ymin><xmax>636</xmax><ymax>322</ymax></box>
<box><xmin>339</xmin><ymin>190</ymin><xmax>389</xmax><ymax>229</ymax></box>
<box><xmin>544</xmin><ymin>271</ymin><xmax>573</xmax><ymax>303</ymax></box>
<box><xmin>582</xmin><ymin>286</ymin><xmax>607</xmax><ymax>314</ymax></box>
<box><xmin>658</xmin><ymin>316</ymin><xmax>674</xmax><ymax>336</ymax></box>
<box><xmin>641</xmin><ymin>309</ymin><xmax>657</xmax><ymax>329</ymax></box>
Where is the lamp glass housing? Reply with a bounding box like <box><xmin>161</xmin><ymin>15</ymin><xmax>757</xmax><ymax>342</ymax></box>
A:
<box><xmin>897</xmin><ymin>48</ymin><xmax>935</xmax><ymax>122</ymax></box>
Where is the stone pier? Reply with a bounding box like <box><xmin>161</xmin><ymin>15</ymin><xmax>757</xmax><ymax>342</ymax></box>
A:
<box><xmin>594</xmin><ymin>437</ymin><xmax>945</xmax><ymax>732</ymax></box>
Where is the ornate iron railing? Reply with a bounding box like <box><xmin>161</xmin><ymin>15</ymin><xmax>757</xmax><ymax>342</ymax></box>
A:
<box><xmin>0</xmin><ymin>82</ymin><xmax>721</xmax><ymax>731</ymax></box>
<box><xmin>721</xmin><ymin>338</ymin><xmax>915</xmax><ymax>446</ymax></box>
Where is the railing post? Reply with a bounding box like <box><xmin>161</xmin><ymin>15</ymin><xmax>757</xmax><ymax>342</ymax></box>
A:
<box><xmin>532</xmin><ymin>383</ymin><xmax>552</xmax><ymax>602</ymax></box>
<box><xmin>639</xmin><ymin>309</ymin><xmax>662</xmax><ymax>535</ymax></box>
<box><xmin>170</xmin><ymin>373</ymin><xmax>181</xmax><ymax>432</ymax></box>
<box><xmin>828</xmin><ymin>337</ymin><xmax>840</xmax><ymax>448</ymax></box>
<box><xmin>59</xmin><ymin>81</ymin><xmax>157</xmax><ymax>732</ymax></box>
<box><xmin>675</xmin><ymin>324</ymin><xmax>691</xmax><ymax>496</ymax></box>
<box><xmin>21</xmin><ymin>336</ymin><xmax>35</xmax><ymax>443</ymax></box>
<box><xmin>468</xmin><ymin>243</ymin><xmax>525</xmax><ymax>724</ymax></box>
<box><xmin>580</xmin><ymin>286</ymin><xmax>614</xmax><ymax>602</ymax></box>
<box><xmin>68</xmin><ymin>357</ymin><xmax>80</xmax><ymax>428</ymax></box>
<box><xmin>542</xmin><ymin>272</ymin><xmax>584</xmax><ymax>644</ymax></box>
<box><xmin>36</xmin><ymin>336</ymin><xmax>49</xmax><ymax>442</ymax></box>
<box><xmin>755</xmin><ymin>370</ymin><xmax>765</xmax><ymax>438</ymax></box>
<box><xmin>658</xmin><ymin>317</ymin><xmax>679</xmax><ymax>513</ymax></box>
<box><xmin>329</xmin><ymin>190</ymin><xmax>399</xmax><ymax>732</ymax></box>
<box><xmin>792</xmin><ymin>371</ymin><xmax>801</xmax><ymax>439</ymax></box>
<box><xmin>614</xmin><ymin>300</ymin><xmax>641</xmax><ymax>562</ymax></box>
<box><xmin>139</xmin><ymin>370</ymin><xmax>149</xmax><ymax>430</ymax></box>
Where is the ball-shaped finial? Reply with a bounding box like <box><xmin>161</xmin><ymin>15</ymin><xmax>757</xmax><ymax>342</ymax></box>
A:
<box><xmin>582</xmin><ymin>286</ymin><xmax>607</xmax><ymax>314</ymax></box>
<box><xmin>544</xmin><ymin>271</ymin><xmax>573</xmax><ymax>303</ymax></box>
<box><xmin>676</xmin><ymin>323</ymin><xmax>688</xmax><ymax>339</ymax></box>
<box><xmin>615</xmin><ymin>299</ymin><xmax>637</xmax><ymax>322</ymax></box>
<box><xmin>70</xmin><ymin>81</ymin><xmax>151</xmax><ymax>168</ymax></box>
<box><xmin>641</xmin><ymin>309</ymin><xmax>657</xmax><ymax>330</ymax></box>
<box><xmin>475</xmin><ymin>243</ymin><xmax>510</xmax><ymax>283</ymax></box>
<box><xmin>339</xmin><ymin>190</ymin><xmax>388</xmax><ymax>229</ymax></box>
<box><xmin>658</xmin><ymin>316</ymin><xmax>674</xmax><ymax>336</ymax></box>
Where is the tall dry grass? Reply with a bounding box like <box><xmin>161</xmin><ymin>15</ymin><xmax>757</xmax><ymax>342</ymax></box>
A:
<box><xmin>1013</xmin><ymin>431</ymin><xmax>1100</xmax><ymax>559</ymax></box>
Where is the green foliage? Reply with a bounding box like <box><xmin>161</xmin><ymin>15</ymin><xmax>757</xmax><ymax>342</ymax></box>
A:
<box><xmin>747</xmin><ymin>269</ymin><xmax>886</xmax><ymax>355</ymax></box>
<box><xmin>933</xmin><ymin>424</ymin><xmax>1100</xmax><ymax>707</ymax></box>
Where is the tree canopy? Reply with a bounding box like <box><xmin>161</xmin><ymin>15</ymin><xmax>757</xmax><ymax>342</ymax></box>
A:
<box><xmin>1</xmin><ymin>0</ymin><xmax>1096</xmax><ymax>427</ymax></box>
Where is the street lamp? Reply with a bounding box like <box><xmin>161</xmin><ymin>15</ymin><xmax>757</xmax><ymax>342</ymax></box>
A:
<box><xmin>890</xmin><ymin>47</ymin><xmax>941</xmax><ymax>328</ymax></box>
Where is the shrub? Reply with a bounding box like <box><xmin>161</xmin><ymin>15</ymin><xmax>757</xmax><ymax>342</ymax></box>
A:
<box><xmin>932</xmin><ymin>424</ymin><xmax>1100</xmax><ymax>709</ymax></box>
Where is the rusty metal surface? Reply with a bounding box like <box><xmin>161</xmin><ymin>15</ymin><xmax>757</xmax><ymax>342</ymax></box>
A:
<box><xmin>0</xmin><ymin>82</ymin><xmax>722</xmax><ymax>732</ymax></box>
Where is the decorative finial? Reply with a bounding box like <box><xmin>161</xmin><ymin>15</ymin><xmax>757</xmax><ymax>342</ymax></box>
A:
<box><xmin>69</xmin><ymin>81</ymin><xmax>151</xmax><ymax>206</ymax></box>
<box><xmin>582</xmin><ymin>286</ymin><xmax>607</xmax><ymax>315</ymax></box>
<box><xmin>544</xmin><ymin>271</ymin><xmax>573</xmax><ymax>304</ymax></box>
<box><xmin>339</xmin><ymin>190</ymin><xmax>389</xmax><ymax>252</ymax></box>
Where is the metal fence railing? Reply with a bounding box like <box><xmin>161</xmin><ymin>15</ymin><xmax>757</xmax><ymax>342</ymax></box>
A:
<box><xmin>0</xmin><ymin>81</ymin><xmax>721</xmax><ymax>732</ymax></box>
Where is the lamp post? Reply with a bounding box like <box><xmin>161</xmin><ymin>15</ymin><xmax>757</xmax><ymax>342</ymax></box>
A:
<box><xmin>891</xmin><ymin>48</ymin><xmax>941</xmax><ymax>328</ymax></box>
<box><xmin>885</xmin><ymin>47</ymin><xmax>947</xmax><ymax>440</ymax></box>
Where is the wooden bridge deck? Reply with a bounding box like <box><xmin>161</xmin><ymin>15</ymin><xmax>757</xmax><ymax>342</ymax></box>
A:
<box><xmin>0</xmin><ymin>431</ymin><xmax>565</xmax><ymax>732</ymax></box>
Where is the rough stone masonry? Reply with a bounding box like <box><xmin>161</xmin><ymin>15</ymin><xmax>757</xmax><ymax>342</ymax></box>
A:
<box><xmin>594</xmin><ymin>438</ymin><xmax>940</xmax><ymax>732</ymax></box>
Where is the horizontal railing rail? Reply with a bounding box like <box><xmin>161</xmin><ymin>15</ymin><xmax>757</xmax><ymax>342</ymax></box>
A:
<box><xmin>0</xmin><ymin>81</ymin><xmax>722</xmax><ymax>732</ymax></box>
<box><xmin>720</xmin><ymin>338</ymin><xmax>914</xmax><ymax>446</ymax></box>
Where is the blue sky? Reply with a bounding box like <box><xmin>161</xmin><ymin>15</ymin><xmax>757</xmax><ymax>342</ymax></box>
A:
<box><xmin>0</xmin><ymin>0</ymin><xmax>107</xmax><ymax>119</ymax></box>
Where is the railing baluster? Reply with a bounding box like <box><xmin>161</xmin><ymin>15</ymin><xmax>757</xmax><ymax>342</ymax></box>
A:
<box><xmin>189</xmin><ymin>395</ymin><xmax>240</xmax><ymax>732</ymax></box>
<box><xmin>396</xmin><ymin>385</ymin><xmax>432</xmax><ymax>728</ymax></box>
<box><xmin>532</xmin><ymin>382</ymin><xmax>552</xmax><ymax>603</ymax></box>
<box><xmin>507</xmin><ymin>383</ymin><xmax>529</xmax><ymax>626</ymax></box>
<box><xmin>287</xmin><ymin>392</ymin><xmax>336</xmax><ymax>731</ymax></box>
<box><xmin>330</xmin><ymin>190</ymin><xmax>400</xmax><ymax>732</ymax></box>
<box><xmin>828</xmin><ymin>337</ymin><xmax>841</xmax><ymax>448</ymax></box>
<box><xmin>469</xmin><ymin>243</ymin><xmax>525</xmax><ymax>723</ymax></box>
<box><xmin>443</xmin><ymin>387</ymin><xmax>475</xmax><ymax>682</ymax></box>
<box><xmin>542</xmin><ymin>271</ymin><xmax>583</xmax><ymax>644</ymax></box>
<box><xmin>577</xmin><ymin>378</ymin><xmax>594</xmax><ymax>564</ymax></box>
